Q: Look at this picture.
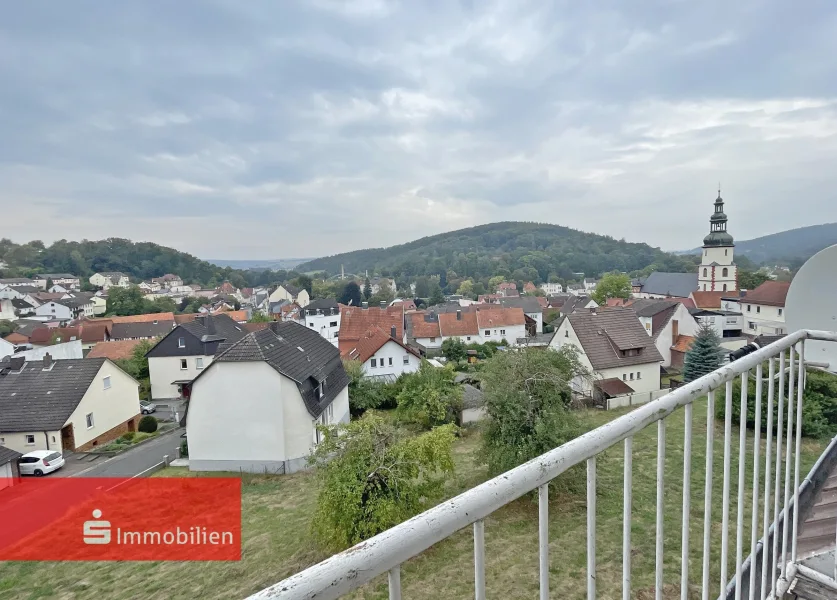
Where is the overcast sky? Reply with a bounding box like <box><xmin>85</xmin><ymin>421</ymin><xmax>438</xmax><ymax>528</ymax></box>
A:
<box><xmin>2</xmin><ymin>1</ymin><xmax>836</xmax><ymax>259</ymax></box>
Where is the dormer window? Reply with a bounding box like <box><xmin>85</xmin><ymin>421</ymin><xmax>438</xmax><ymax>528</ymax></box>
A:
<box><xmin>178</xmin><ymin>337</ymin><xmax>185</xmax><ymax>348</ymax></box>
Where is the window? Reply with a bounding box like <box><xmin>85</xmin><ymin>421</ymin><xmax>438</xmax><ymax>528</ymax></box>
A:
<box><xmin>637</xmin><ymin>372</ymin><xmax>641</xmax><ymax>380</ymax></box>
<box><xmin>317</xmin><ymin>383</ymin><xmax>324</xmax><ymax>399</ymax></box>
<box><xmin>0</xmin><ymin>437</ymin><xmax>4</xmax><ymax>445</ymax></box>
<box><xmin>565</xmin><ymin>330</ymin><xmax>569</xmax><ymax>337</ymax></box>
<box><xmin>778</xmin><ymin>308</ymin><xmax>783</xmax><ymax>316</ymax></box>
<box><xmin>703</xmin><ymin>268</ymin><xmax>707</xmax><ymax>277</ymax></box>
<box><xmin>196</xmin><ymin>357</ymin><xmax>204</xmax><ymax>369</ymax></box>
<box><xmin>52</xmin><ymin>435</ymin><xmax>56</xmax><ymax>442</ymax></box>
<box><xmin>645</xmin><ymin>322</ymin><xmax>651</xmax><ymax>331</ymax></box>
<box><xmin>429</xmin><ymin>337</ymin><xmax>436</xmax><ymax>342</ymax></box>
<box><xmin>500</xmin><ymin>329</ymin><xmax>506</xmax><ymax>336</ymax></box>
<box><xmin>388</xmin><ymin>357</ymin><xmax>393</xmax><ymax>366</ymax></box>
<box><xmin>179</xmin><ymin>359</ymin><xmax>188</xmax><ymax>370</ymax></box>
<box><xmin>725</xmin><ymin>249</ymin><xmax>728</xmax><ymax>256</ymax></box>
<box><xmin>178</xmin><ymin>337</ymin><xmax>185</xmax><ymax>348</ymax></box>
<box><xmin>330</xmin><ymin>321</ymin><xmax>338</xmax><ymax>327</ymax></box>
<box><xmin>485</xmin><ymin>330</ymin><xmax>491</xmax><ymax>336</ymax></box>
<box><xmin>722</xmin><ymin>267</ymin><xmax>728</xmax><ymax>277</ymax></box>
<box><xmin>86</xmin><ymin>413</ymin><xmax>95</xmax><ymax>428</ymax></box>
<box><xmin>622</xmin><ymin>374</ymin><xmax>627</xmax><ymax>381</ymax></box>
<box><xmin>747</xmin><ymin>305</ymin><xmax>751</xmax><ymax>312</ymax></box>
<box><xmin>103</xmin><ymin>376</ymin><xmax>111</xmax><ymax>390</ymax></box>
<box><xmin>309</xmin><ymin>322</ymin><xmax>315</xmax><ymax>327</ymax></box>
<box><xmin>629</xmin><ymin>373</ymin><xmax>634</xmax><ymax>380</ymax></box>
<box><xmin>371</xmin><ymin>358</ymin><xmax>377</xmax><ymax>368</ymax></box>
<box><xmin>403</xmin><ymin>355</ymin><xmax>409</xmax><ymax>365</ymax></box>
<box><xmin>25</xmin><ymin>435</ymin><xmax>35</xmax><ymax>445</ymax></box>
<box><xmin>327</xmin><ymin>403</ymin><xmax>334</xmax><ymax>421</ymax></box>
<box><xmin>756</xmin><ymin>306</ymin><xmax>761</xmax><ymax>314</ymax></box>
<box><xmin>723</xmin><ymin>284</ymin><xmax>727</xmax><ymax>291</ymax></box>
<box><xmin>748</xmin><ymin>322</ymin><xmax>757</xmax><ymax>330</ymax></box>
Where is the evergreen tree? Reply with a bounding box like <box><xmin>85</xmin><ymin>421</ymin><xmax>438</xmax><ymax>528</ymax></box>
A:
<box><xmin>363</xmin><ymin>278</ymin><xmax>372</xmax><ymax>300</ymax></box>
<box><xmin>428</xmin><ymin>282</ymin><xmax>445</xmax><ymax>306</ymax></box>
<box><xmin>683</xmin><ymin>323</ymin><xmax>725</xmax><ymax>382</ymax></box>
<box><xmin>339</xmin><ymin>281</ymin><xmax>363</xmax><ymax>306</ymax></box>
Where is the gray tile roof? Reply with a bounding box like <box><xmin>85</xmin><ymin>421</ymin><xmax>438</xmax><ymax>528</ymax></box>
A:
<box><xmin>560</xmin><ymin>295</ymin><xmax>593</xmax><ymax>315</ymax></box>
<box><xmin>0</xmin><ymin>358</ymin><xmax>107</xmax><ymax>432</ymax></box>
<box><xmin>0</xmin><ymin>445</ymin><xmax>22</xmax><ymax>465</ymax></box>
<box><xmin>110</xmin><ymin>320</ymin><xmax>175</xmax><ymax>340</ymax></box>
<box><xmin>567</xmin><ymin>307</ymin><xmax>664</xmax><ymax>370</ymax></box>
<box><xmin>179</xmin><ymin>313</ymin><xmax>247</xmax><ymax>344</ymax></box>
<box><xmin>208</xmin><ymin>321</ymin><xmax>349</xmax><ymax>418</ymax></box>
<box><xmin>462</xmin><ymin>384</ymin><xmax>485</xmax><ymax>409</ymax></box>
<box><xmin>0</xmin><ymin>278</ymin><xmax>36</xmax><ymax>285</ymax></box>
<box><xmin>496</xmin><ymin>296</ymin><xmax>543</xmax><ymax>313</ymax></box>
<box><xmin>303</xmin><ymin>298</ymin><xmax>340</xmax><ymax>314</ymax></box>
<box><xmin>639</xmin><ymin>272</ymin><xmax>698</xmax><ymax>298</ymax></box>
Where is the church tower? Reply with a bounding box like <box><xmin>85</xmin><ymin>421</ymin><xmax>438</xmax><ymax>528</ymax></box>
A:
<box><xmin>698</xmin><ymin>189</ymin><xmax>737</xmax><ymax>293</ymax></box>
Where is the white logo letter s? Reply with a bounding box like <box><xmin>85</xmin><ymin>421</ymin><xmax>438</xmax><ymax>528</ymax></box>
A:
<box><xmin>83</xmin><ymin>509</ymin><xmax>111</xmax><ymax>545</ymax></box>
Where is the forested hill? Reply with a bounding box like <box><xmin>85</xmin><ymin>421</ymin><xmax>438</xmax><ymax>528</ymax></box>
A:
<box><xmin>733</xmin><ymin>223</ymin><xmax>837</xmax><ymax>265</ymax></box>
<box><xmin>0</xmin><ymin>238</ymin><xmax>267</xmax><ymax>289</ymax></box>
<box><xmin>297</xmin><ymin>222</ymin><xmax>698</xmax><ymax>280</ymax></box>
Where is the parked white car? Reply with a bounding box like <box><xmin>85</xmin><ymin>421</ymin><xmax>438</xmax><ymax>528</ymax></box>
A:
<box><xmin>140</xmin><ymin>400</ymin><xmax>157</xmax><ymax>414</ymax></box>
<box><xmin>18</xmin><ymin>451</ymin><xmax>65</xmax><ymax>476</ymax></box>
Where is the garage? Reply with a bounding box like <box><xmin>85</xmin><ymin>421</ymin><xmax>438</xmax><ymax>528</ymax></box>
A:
<box><xmin>0</xmin><ymin>446</ymin><xmax>23</xmax><ymax>491</ymax></box>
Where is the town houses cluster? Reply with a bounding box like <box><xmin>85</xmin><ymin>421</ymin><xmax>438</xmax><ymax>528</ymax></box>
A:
<box><xmin>1</xmin><ymin>192</ymin><xmax>794</xmax><ymax>474</ymax></box>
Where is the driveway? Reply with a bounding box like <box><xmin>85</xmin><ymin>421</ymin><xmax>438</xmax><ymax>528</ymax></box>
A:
<box><xmin>73</xmin><ymin>427</ymin><xmax>184</xmax><ymax>477</ymax></box>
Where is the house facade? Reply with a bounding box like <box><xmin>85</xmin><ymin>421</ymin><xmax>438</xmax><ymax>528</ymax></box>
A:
<box><xmin>723</xmin><ymin>281</ymin><xmax>790</xmax><ymax>338</ymax></box>
<box><xmin>540</xmin><ymin>282</ymin><xmax>564</xmax><ymax>295</ymax></box>
<box><xmin>410</xmin><ymin>307</ymin><xmax>527</xmax><ymax>350</ymax></box>
<box><xmin>32</xmin><ymin>274</ymin><xmax>80</xmax><ymax>290</ymax></box>
<box><xmin>89</xmin><ymin>272</ymin><xmax>130</xmax><ymax>289</ymax></box>
<box><xmin>269</xmin><ymin>284</ymin><xmax>310</xmax><ymax>308</ymax></box>
<box><xmin>548</xmin><ymin>307</ymin><xmax>663</xmax><ymax>399</ymax></box>
<box><xmin>630</xmin><ymin>299</ymin><xmax>700</xmax><ymax>367</ymax></box>
<box><xmin>146</xmin><ymin>313</ymin><xmax>247</xmax><ymax>405</ymax></box>
<box><xmin>342</xmin><ymin>325</ymin><xmax>421</xmax><ymax>379</ymax></box>
<box><xmin>186</xmin><ymin>321</ymin><xmax>351</xmax><ymax>474</ymax></box>
<box><xmin>299</xmin><ymin>299</ymin><xmax>341</xmax><ymax>346</ymax></box>
<box><xmin>0</xmin><ymin>356</ymin><xmax>141</xmax><ymax>454</ymax></box>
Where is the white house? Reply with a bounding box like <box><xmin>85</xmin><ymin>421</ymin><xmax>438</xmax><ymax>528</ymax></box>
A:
<box><xmin>0</xmin><ymin>337</ymin><xmax>14</xmax><ymax>360</ymax></box>
<box><xmin>0</xmin><ymin>278</ymin><xmax>37</xmax><ymax>289</ymax></box>
<box><xmin>299</xmin><ymin>299</ymin><xmax>341</xmax><ymax>346</ymax></box>
<box><xmin>0</xmin><ymin>355</ymin><xmax>141</xmax><ymax>454</ymax></box>
<box><xmin>410</xmin><ymin>306</ymin><xmax>527</xmax><ymax>350</ymax></box>
<box><xmin>89</xmin><ymin>272</ymin><xmax>130</xmax><ymax>289</ymax></box>
<box><xmin>342</xmin><ymin>325</ymin><xmax>421</xmax><ymax>379</ymax></box>
<box><xmin>540</xmin><ymin>282</ymin><xmax>564</xmax><ymax>295</ymax></box>
<box><xmin>90</xmin><ymin>295</ymin><xmax>107</xmax><ymax>316</ymax></box>
<box><xmin>723</xmin><ymin>280</ymin><xmax>790</xmax><ymax>338</ymax></box>
<box><xmin>269</xmin><ymin>284</ymin><xmax>310</xmax><ymax>308</ymax></box>
<box><xmin>32</xmin><ymin>274</ymin><xmax>81</xmax><ymax>290</ymax></box>
<box><xmin>34</xmin><ymin>301</ymin><xmax>74</xmax><ymax>321</ymax></box>
<box><xmin>583</xmin><ymin>278</ymin><xmax>599</xmax><ymax>292</ymax></box>
<box><xmin>629</xmin><ymin>299</ymin><xmax>700</xmax><ymax>367</ymax></box>
<box><xmin>186</xmin><ymin>321</ymin><xmax>351</xmax><ymax>474</ymax></box>
<box><xmin>145</xmin><ymin>313</ymin><xmax>247</xmax><ymax>406</ymax></box>
<box><xmin>548</xmin><ymin>306</ymin><xmax>663</xmax><ymax>401</ymax></box>
<box><xmin>0</xmin><ymin>299</ymin><xmax>16</xmax><ymax>322</ymax></box>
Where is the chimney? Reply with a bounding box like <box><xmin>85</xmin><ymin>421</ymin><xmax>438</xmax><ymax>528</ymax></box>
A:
<box><xmin>380</xmin><ymin>301</ymin><xmax>386</xmax><ymax>309</ymax></box>
<box><xmin>589</xmin><ymin>306</ymin><xmax>597</xmax><ymax>315</ymax></box>
<box><xmin>672</xmin><ymin>319</ymin><xmax>679</xmax><ymax>341</ymax></box>
<box><xmin>42</xmin><ymin>353</ymin><xmax>53</xmax><ymax>369</ymax></box>
<box><xmin>362</xmin><ymin>301</ymin><xmax>368</xmax><ymax>309</ymax></box>
<box><xmin>391</xmin><ymin>325</ymin><xmax>397</xmax><ymax>339</ymax></box>
<box><xmin>456</xmin><ymin>309</ymin><xmax>462</xmax><ymax>321</ymax></box>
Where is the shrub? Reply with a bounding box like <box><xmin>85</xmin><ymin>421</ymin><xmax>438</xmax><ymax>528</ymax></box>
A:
<box><xmin>441</xmin><ymin>338</ymin><xmax>467</xmax><ymax>362</ymax></box>
<box><xmin>717</xmin><ymin>367</ymin><xmax>837</xmax><ymax>439</ymax></box>
<box><xmin>180</xmin><ymin>439</ymin><xmax>189</xmax><ymax>457</ymax></box>
<box><xmin>480</xmin><ymin>346</ymin><xmax>589</xmax><ymax>490</ymax></box>
<box><xmin>138</xmin><ymin>415</ymin><xmax>158</xmax><ymax>433</ymax></box>
<box><xmin>120</xmin><ymin>432</ymin><xmax>136</xmax><ymax>442</ymax></box>
<box><xmin>132</xmin><ymin>431</ymin><xmax>154</xmax><ymax>443</ymax></box>
<box><xmin>396</xmin><ymin>361</ymin><xmax>462</xmax><ymax>429</ymax></box>
<box><xmin>345</xmin><ymin>358</ymin><xmax>403</xmax><ymax>415</ymax></box>
<box><xmin>309</xmin><ymin>413</ymin><xmax>456</xmax><ymax>549</ymax></box>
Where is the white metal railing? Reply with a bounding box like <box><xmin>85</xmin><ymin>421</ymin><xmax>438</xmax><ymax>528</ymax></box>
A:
<box><xmin>250</xmin><ymin>330</ymin><xmax>837</xmax><ymax>600</ymax></box>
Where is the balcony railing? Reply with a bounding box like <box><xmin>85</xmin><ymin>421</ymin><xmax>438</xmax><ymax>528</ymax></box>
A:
<box><xmin>250</xmin><ymin>330</ymin><xmax>837</xmax><ymax>600</ymax></box>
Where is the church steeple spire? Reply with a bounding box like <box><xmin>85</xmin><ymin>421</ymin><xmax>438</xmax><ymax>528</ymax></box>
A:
<box><xmin>703</xmin><ymin>188</ymin><xmax>734</xmax><ymax>247</ymax></box>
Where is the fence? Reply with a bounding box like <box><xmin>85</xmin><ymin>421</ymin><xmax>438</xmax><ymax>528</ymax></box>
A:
<box><xmin>250</xmin><ymin>329</ymin><xmax>837</xmax><ymax>600</ymax></box>
<box><xmin>605</xmin><ymin>388</ymin><xmax>670</xmax><ymax>410</ymax></box>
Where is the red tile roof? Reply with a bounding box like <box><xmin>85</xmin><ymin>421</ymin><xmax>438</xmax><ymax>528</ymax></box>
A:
<box><xmin>476</xmin><ymin>307</ymin><xmax>526</xmax><ymax>329</ymax></box>
<box><xmin>216</xmin><ymin>281</ymin><xmax>237</xmax><ymax>295</ymax></box>
<box><xmin>410</xmin><ymin>312</ymin><xmax>441</xmax><ymax>339</ymax></box>
<box><xmin>690</xmin><ymin>291</ymin><xmax>726</xmax><ymax>309</ymax></box>
<box><xmin>594</xmin><ymin>377</ymin><xmax>635</xmax><ymax>397</ymax></box>
<box><xmin>341</xmin><ymin>326</ymin><xmax>419</xmax><ymax>363</ymax></box>
<box><xmin>439</xmin><ymin>311</ymin><xmax>479</xmax><ymax>337</ymax></box>
<box><xmin>743</xmin><ymin>281</ymin><xmax>791</xmax><ymax>307</ymax></box>
<box><xmin>536</xmin><ymin>296</ymin><xmax>548</xmax><ymax>308</ymax></box>
<box><xmin>242</xmin><ymin>322</ymin><xmax>271</xmax><ymax>333</ymax></box>
<box><xmin>606</xmin><ymin>298</ymin><xmax>629</xmax><ymax>307</ymax></box>
<box><xmin>109</xmin><ymin>312</ymin><xmax>175</xmax><ymax>324</ymax></box>
<box><xmin>174</xmin><ymin>313</ymin><xmax>199</xmax><ymax>324</ymax></box>
<box><xmin>2</xmin><ymin>332</ymin><xmax>29</xmax><ymax>344</ymax></box>
<box><xmin>29</xmin><ymin>323</ymin><xmax>109</xmax><ymax>344</ymax></box>
<box><xmin>339</xmin><ymin>306</ymin><xmax>403</xmax><ymax>341</ymax></box>
<box><xmin>671</xmin><ymin>335</ymin><xmax>695</xmax><ymax>353</ymax></box>
<box><xmin>497</xmin><ymin>282</ymin><xmax>517</xmax><ymax>290</ymax></box>
<box><xmin>212</xmin><ymin>309</ymin><xmax>248</xmax><ymax>322</ymax></box>
<box><xmin>87</xmin><ymin>339</ymin><xmax>145</xmax><ymax>360</ymax></box>
<box><xmin>523</xmin><ymin>282</ymin><xmax>537</xmax><ymax>292</ymax></box>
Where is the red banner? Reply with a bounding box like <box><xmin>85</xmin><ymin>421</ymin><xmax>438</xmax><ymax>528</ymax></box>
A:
<box><xmin>0</xmin><ymin>477</ymin><xmax>241</xmax><ymax>560</ymax></box>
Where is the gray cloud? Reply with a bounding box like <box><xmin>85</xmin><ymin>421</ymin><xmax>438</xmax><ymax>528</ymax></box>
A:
<box><xmin>2</xmin><ymin>0</ymin><xmax>837</xmax><ymax>258</ymax></box>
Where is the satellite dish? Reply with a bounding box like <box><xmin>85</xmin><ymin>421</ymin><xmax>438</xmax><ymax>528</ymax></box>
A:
<box><xmin>785</xmin><ymin>244</ymin><xmax>837</xmax><ymax>372</ymax></box>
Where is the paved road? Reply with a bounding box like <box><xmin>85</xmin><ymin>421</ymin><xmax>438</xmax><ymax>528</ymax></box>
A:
<box><xmin>74</xmin><ymin>427</ymin><xmax>184</xmax><ymax>477</ymax></box>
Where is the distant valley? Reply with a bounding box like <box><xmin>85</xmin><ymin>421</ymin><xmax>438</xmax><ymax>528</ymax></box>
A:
<box><xmin>206</xmin><ymin>257</ymin><xmax>314</xmax><ymax>271</ymax></box>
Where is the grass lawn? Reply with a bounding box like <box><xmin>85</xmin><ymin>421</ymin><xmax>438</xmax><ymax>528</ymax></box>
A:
<box><xmin>0</xmin><ymin>400</ymin><xmax>827</xmax><ymax>600</ymax></box>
